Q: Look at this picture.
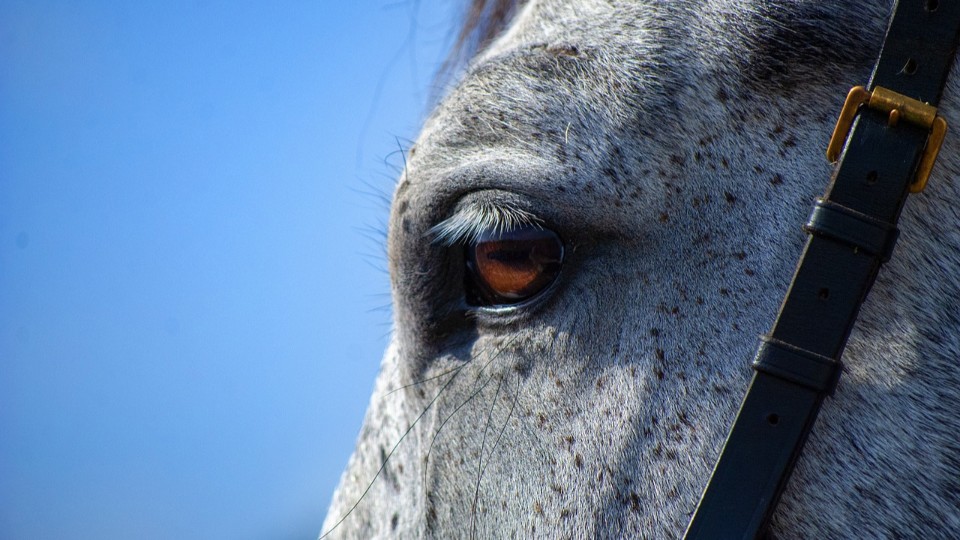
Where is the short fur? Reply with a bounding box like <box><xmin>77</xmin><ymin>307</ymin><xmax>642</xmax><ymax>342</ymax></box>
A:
<box><xmin>324</xmin><ymin>1</ymin><xmax>960</xmax><ymax>537</ymax></box>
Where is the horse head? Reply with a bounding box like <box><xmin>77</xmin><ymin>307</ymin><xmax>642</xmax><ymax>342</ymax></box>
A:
<box><xmin>325</xmin><ymin>1</ymin><xmax>960</xmax><ymax>537</ymax></box>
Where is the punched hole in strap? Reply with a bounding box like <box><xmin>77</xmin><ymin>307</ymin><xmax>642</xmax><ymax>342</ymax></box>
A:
<box><xmin>803</xmin><ymin>198</ymin><xmax>900</xmax><ymax>262</ymax></box>
<box><xmin>752</xmin><ymin>336</ymin><xmax>843</xmax><ymax>395</ymax></box>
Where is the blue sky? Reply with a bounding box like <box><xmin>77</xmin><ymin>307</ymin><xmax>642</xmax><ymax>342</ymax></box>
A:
<box><xmin>0</xmin><ymin>2</ymin><xmax>457</xmax><ymax>538</ymax></box>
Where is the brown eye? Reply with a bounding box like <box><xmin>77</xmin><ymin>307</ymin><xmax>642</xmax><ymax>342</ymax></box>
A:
<box><xmin>465</xmin><ymin>225</ymin><xmax>563</xmax><ymax>306</ymax></box>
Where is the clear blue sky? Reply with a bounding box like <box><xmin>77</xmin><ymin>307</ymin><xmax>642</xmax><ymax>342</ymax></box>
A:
<box><xmin>0</xmin><ymin>2</ymin><xmax>457</xmax><ymax>538</ymax></box>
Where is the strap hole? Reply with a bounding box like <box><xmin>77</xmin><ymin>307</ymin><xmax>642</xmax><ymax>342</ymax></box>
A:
<box><xmin>903</xmin><ymin>58</ymin><xmax>918</xmax><ymax>75</ymax></box>
<box><xmin>926</xmin><ymin>0</ymin><xmax>940</xmax><ymax>12</ymax></box>
<box><xmin>766</xmin><ymin>413</ymin><xmax>780</xmax><ymax>426</ymax></box>
<box><xmin>865</xmin><ymin>170</ymin><xmax>878</xmax><ymax>184</ymax></box>
<box><xmin>818</xmin><ymin>288</ymin><xmax>830</xmax><ymax>300</ymax></box>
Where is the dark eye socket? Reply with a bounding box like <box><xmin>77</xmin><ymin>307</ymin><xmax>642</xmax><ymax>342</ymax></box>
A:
<box><xmin>465</xmin><ymin>225</ymin><xmax>564</xmax><ymax>306</ymax></box>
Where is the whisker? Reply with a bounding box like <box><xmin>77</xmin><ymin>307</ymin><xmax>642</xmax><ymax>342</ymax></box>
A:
<box><xmin>480</xmin><ymin>366</ymin><xmax>522</xmax><ymax>482</ymax></box>
<box><xmin>422</xmin><ymin>368</ymin><xmax>498</xmax><ymax>490</ymax></box>
<box><xmin>484</xmin><ymin>356</ymin><xmax>555</xmax><ymax>495</ymax></box>
<box><xmin>319</xmin><ymin>347</ymin><xmax>475</xmax><ymax>538</ymax></box>
<box><xmin>471</xmin><ymin>362</ymin><xmax>528</xmax><ymax>538</ymax></box>
<box><xmin>421</xmin><ymin>336</ymin><xmax>520</xmax><ymax>488</ymax></box>
<box><xmin>385</xmin><ymin>364</ymin><xmax>463</xmax><ymax>397</ymax></box>
<box><xmin>470</xmin><ymin>369</ymin><xmax>506</xmax><ymax>538</ymax></box>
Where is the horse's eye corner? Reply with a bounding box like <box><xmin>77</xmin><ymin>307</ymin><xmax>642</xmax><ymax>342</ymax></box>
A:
<box><xmin>464</xmin><ymin>225</ymin><xmax>564</xmax><ymax>308</ymax></box>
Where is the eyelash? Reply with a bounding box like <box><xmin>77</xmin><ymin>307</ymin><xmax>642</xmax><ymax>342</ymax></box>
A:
<box><xmin>429</xmin><ymin>201</ymin><xmax>541</xmax><ymax>247</ymax></box>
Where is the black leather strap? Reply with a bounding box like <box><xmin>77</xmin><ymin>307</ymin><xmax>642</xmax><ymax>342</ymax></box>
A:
<box><xmin>752</xmin><ymin>336</ymin><xmax>842</xmax><ymax>395</ymax></box>
<box><xmin>803</xmin><ymin>199</ymin><xmax>900</xmax><ymax>262</ymax></box>
<box><xmin>683</xmin><ymin>2</ymin><xmax>960</xmax><ymax>538</ymax></box>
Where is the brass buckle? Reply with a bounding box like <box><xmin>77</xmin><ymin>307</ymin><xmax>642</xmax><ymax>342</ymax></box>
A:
<box><xmin>826</xmin><ymin>85</ymin><xmax>947</xmax><ymax>193</ymax></box>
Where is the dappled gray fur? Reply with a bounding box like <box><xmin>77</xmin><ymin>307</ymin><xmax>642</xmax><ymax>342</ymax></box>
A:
<box><xmin>324</xmin><ymin>1</ymin><xmax>960</xmax><ymax>537</ymax></box>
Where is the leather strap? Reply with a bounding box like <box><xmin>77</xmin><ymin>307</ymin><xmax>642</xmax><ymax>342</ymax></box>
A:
<box><xmin>683</xmin><ymin>2</ymin><xmax>960</xmax><ymax>538</ymax></box>
<box><xmin>751</xmin><ymin>336</ymin><xmax>842</xmax><ymax>395</ymax></box>
<box><xmin>804</xmin><ymin>199</ymin><xmax>900</xmax><ymax>262</ymax></box>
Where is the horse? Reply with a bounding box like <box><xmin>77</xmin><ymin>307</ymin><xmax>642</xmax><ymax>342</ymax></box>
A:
<box><xmin>323</xmin><ymin>0</ymin><xmax>960</xmax><ymax>537</ymax></box>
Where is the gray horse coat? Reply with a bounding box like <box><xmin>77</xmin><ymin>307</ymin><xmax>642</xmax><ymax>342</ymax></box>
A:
<box><xmin>325</xmin><ymin>1</ymin><xmax>960</xmax><ymax>537</ymax></box>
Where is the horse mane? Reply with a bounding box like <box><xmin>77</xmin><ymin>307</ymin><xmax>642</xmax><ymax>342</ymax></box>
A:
<box><xmin>443</xmin><ymin>0</ymin><xmax>526</xmax><ymax>76</ymax></box>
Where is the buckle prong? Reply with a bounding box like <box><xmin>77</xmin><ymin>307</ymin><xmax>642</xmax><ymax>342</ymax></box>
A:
<box><xmin>826</xmin><ymin>85</ymin><xmax>947</xmax><ymax>193</ymax></box>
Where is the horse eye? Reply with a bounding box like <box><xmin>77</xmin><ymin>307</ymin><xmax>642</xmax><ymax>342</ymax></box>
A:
<box><xmin>465</xmin><ymin>225</ymin><xmax>563</xmax><ymax>306</ymax></box>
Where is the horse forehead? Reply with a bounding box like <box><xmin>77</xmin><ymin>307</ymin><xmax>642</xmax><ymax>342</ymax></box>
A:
<box><xmin>484</xmin><ymin>0</ymin><xmax>887</xmax><ymax>59</ymax></box>
<box><xmin>404</xmin><ymin>0</ymin><xmax>888</xmax><ymax>178</ymax></box>
<box><xmin>401</xmin><ymin>23</ymin><xmax>678</xmax><ymax>199</ymax></box>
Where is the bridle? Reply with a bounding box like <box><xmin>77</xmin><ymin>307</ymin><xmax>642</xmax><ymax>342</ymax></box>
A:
<box><xmin>684</xmin><ymin>2</ymin><xmax>960</xmax><ymax>538</ymax></box>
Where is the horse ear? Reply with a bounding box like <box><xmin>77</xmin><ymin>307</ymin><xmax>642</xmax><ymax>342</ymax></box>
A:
<box><xmin>441</xmin><ymin>0</ymin><xmax>526</xmax><ymax>77</ymax></box>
